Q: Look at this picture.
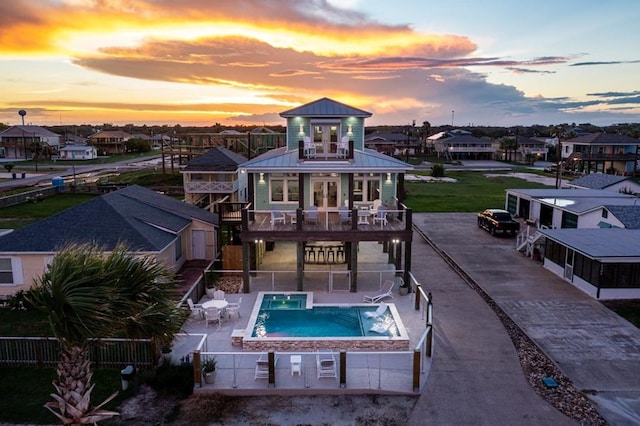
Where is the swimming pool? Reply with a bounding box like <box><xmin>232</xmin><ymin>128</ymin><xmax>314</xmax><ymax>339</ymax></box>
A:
<box><xmin>241</xmin><ymin>292</ymin><xmax>410</xmax><ymax>351</ymax></box>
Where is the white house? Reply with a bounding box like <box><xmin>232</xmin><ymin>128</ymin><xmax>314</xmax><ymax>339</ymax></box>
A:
<box><xmin>58</xmin><ymin>145</ymin><xmax>98</xmax><ymax>160</ymax></box>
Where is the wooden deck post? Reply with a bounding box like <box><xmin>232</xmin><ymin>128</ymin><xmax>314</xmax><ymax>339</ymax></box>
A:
<box><xmin>193</xmin><ymin>350</ymin><xmax>202</xmax><ymax>387</ymax></box>
<box><xmin>412</xmin><ymin>349</ymin><xmax>421</xmax><ymax>391</ymax></box>
<box><xmin>339</xmin><ymin>351</ymin><xmax>347</xmax><ymax>388</ymax></box>
<box><xmin>268</xmin><ymin>351</ymin><xmax>276</xmax><ymax>387</ymax></box>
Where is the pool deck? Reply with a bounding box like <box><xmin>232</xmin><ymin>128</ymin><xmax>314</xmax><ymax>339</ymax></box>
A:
<box><xmin>169</xmin><ymin>242</ymin><xmax>431</xmax><ymax>395</ymax></box>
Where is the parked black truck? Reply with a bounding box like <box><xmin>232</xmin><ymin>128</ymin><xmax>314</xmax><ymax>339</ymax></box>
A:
<box><xmin>477</xmin><ymin>209</ymin><xmax>520</xmax><ymax>236</ymax></box>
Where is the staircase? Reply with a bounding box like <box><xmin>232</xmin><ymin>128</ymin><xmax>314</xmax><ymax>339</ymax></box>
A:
<box><xmin>516</xmin><ymin>226</ymin><xmax>545</xmax><ymax>258</ymax></box>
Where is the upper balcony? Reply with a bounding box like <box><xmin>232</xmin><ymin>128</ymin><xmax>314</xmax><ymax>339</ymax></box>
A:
<box><xmin>297</xmin><ymin>139</ymin><xmax>354</xmax><ymax>161</ymax></box>
<box><xmin>185</xmin><ymin>180</ymin><xmax>238</xmax><ymax>193</ymax></box>
<box><xmin>241</xmin><ymin>205</ymin><xmax>412</xmax><ymax>242</ymax></box>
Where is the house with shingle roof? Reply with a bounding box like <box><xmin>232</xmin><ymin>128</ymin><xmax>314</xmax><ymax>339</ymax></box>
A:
<box><xmin>235</xmin><ymin>97</ymin><xmax>413</xmax><ymax>292</ymax></box>
<box><xmin>567</xmin><ymin>173</ymin><xmax>640</xmax><ymax>194</ymax></box>
<box><xmin>431</xmin><ymin>133</ymin><xmax>495</xmax><ymax>160</ymax></box>
<box><xmin>0</xmin><ymin>185</ymin><xmax>218</xmax><ymax>297</ymax></box>
<box><xmin>563</xmin><ymin>132</ymin><xmax>640</xmax><ymax>175</ymax></box>
<box><xmin>0</xmin><ymin>125</ymin><xmax>61</xmax><ymax>159</ymax></box>
<box><xmin>88</xmin><ymin>130</ymin><xmax>131</xmax><ymax>155</ymax></box>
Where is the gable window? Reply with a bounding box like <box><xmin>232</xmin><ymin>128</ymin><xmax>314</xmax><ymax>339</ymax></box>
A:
<box><xmin>175</xmin><ymin>235</ymin><xmax>183</xmax><ymax>261</ymax></box>
<box><xmin>602</xmin><ymin>209</ymin><xmax>608</xmax><ymax>218</ymax></box>
<box><xmin>270</xmin><ymin>173</ymin><xmax>299</xmax><ymax>203</ymax></box>
<box><xmin>354</xmin><ymin>174</ymin><xmax>380</xmax><ymax>202</ymax></box>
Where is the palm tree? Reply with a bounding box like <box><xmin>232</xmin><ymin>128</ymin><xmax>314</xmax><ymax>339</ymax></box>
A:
<box><xmin>27</xmin><ymin>242</ymin><xmax>188</xmax><ymax>424</ymax></box>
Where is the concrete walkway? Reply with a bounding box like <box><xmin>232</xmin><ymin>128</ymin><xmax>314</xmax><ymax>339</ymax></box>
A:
<box><xmin>409</xmin><ymin>213</ymin><xmax>640</xmax><ymax>425</ymax></box>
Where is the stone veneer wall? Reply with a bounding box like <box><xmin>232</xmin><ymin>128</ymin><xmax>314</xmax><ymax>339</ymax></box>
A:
<box><xmin>242</xmin><ymin>338</ymin><xmax>409</xmax><ymax>352</ymax></box>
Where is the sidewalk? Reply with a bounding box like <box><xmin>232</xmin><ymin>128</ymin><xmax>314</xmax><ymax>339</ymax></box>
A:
<box><xmin>409</xmin><ymin>213</ymin><xmax>640</xmax><ymax>425</ymax></box>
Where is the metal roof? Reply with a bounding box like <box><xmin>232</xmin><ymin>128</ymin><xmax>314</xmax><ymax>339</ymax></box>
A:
<box><xmin>280</xmin><ymin>98</ymin><xmax>372</xmax><ymax>118</ymax></box>
<box><xmin>240</xmin><ymin>147</ymin><xmax>412</xmax><ymax>173</ymax></box>
<box><xmin>539</xmin><ymin>228</ymin><xmax>640</xmax><ymax>259</ymax></box>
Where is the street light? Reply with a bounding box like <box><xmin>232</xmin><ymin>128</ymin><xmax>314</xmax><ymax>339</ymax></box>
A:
<box><xmin>18</xmin><ymin>109</ymin><xmax>27</xmax><ymax>159</ymax></box>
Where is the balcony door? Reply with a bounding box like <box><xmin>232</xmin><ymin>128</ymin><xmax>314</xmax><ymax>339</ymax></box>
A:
<box><xmin>313</xmin><ymin>123</ymin><xmax>339</xmax><ymax>156</ymax></box>
<box><xmin>311</xmin><ymin>176</ymin><xmax>339</xmax><ymax>210</ymax></box>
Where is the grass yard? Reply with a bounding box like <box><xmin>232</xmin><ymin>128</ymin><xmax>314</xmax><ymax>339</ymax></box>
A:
<box><xmin>404</xmin><ymin>170</ymin><xmax>550</xmax><ymax>212</ymax></box>
<box><xmin>0</xmin><ymin>193</ymin><xmax>95</xmax><ymax>229</ymax></box>
<box><xmin>0</xmin><ymin>366</ymin><xmax>134</xmax><ymax>425</ymax></box>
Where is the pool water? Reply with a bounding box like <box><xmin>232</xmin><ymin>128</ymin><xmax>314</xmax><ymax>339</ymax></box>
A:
<box><xmin>252</xmin><ymin>303</ymin><xmax>399</xmax><ymax>338</ymax></box>
<box><xmin>259</xmin><ymin>293</ymin><xmax>308</xmax><ymax>310</ymax></box>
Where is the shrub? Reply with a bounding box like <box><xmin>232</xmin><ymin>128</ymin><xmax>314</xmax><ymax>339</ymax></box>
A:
<box><xmin>431</xmin><ymin>164</ymin><xmax>445</xmax><ymax>177</ymax></box>
<box><xmin>143</xmin><ymin>362</ymin><xmax>194</xmax><ymax>399</ymax></box>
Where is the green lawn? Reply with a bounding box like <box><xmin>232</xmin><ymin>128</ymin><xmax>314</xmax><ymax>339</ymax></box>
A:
<box><xmin>0</xmin><ymin>193</ymin><xmax>96</xmax><ymax>229</ymax></box>
<box><xmin>404</xmin><ymin>170</ymin><xmax>550</xmax><ymax>212</ymax></box>
<box><xmin>0</xmin><ymin>366</ymin><xmax>133</xmax><ymax>425</ymax></box>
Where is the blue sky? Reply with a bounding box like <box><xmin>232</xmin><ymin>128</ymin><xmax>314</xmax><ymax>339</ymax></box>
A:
<box><xmin>0</xmin><ymin>0</ymin><xmax>638</xmax><ymax>127</ymax></box>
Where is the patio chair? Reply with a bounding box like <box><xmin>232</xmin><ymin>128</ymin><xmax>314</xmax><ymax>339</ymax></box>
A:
<box><xmin>363</xmin><ymin>279</ymin><xmax>395</xmax><ymax>303</ymax></box>
<box><xmin>373</xmin><ymin>205</ymin><xmax>388</xmax><ymax>226</ymax></box>
<box><xmin>270</xmin><ymin>209</ymin><xmax>286</xmax><ymax>226</ymax></box>
<box><xmin>303</xmin><ymin>136</ymin><xmax>316</xmax><ymax>158</ymax></box>
<box><xmin>226</xmin><ymin>297</ymin><xmax>242</xmax><ymax>321</ymax></box>
<box><xmin>338</xmin><ymin>205</ymin><xmax>351</xmax><ymax>224</ymax></box>
<box><xmin>213</xmin><ymin>289</ymin><xmax>225</xmax><ymax>300</ymax></box>
<box><xmin>337</xmin><ymin>136</ymin><xmax>349</xmax><ymax>158</ymax></box>
<box><xmin>305</xmin><ymin>205</ymin><xmax>319</xmax><ymax>224</ymax></box>
<box><xmin>316</xmin><ymin>350</ymin><xmax>337</xmax><ymax>379</ymax></box>
<box><xmin>363</xmin><ymin>302</ymin><xmax>387</xmax><ymax>318</ymax></box>
<box><xmin>204</xmin><ymin>307</ymin><xmax>223</xmax><ymax>329</ymax></box>
<box><xmin>255</xmin><ymin>353</ymin><xmax>279</xmax><ymax>379</ymax></box>
<box><xmin>186</xmin><ymin>298</ymin><xmax>203</xmax><ymax>319</ymax></box>
<box><xmin>371</xmin><ymin>199</ymin><xmax>382</xmax><ymax>211</ymax></box>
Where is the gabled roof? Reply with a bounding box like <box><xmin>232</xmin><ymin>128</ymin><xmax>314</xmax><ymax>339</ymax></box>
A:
<box><xmin>434</xmin><ymin>134</ymin><xmax>489</xmax><ymax>145</ymax></box>
<box><xmin>364</xmin><ymin>132</ymin><xmax>418</xmax><ymax>143</ymax></box>
<box><xmin>280</xmin><ymin>98</ymin><xmax>372</xmax><ymax>118</ymax></box>
<box><xmin>565</xmin><ymin>132</ymin><xmax>640</xmax><ymax>145</ymax></box>
<box><xmin>569</xmin><ymin>173</ymin><xmax>631</xmax><ymax>190</ymax></box>
<box><xmin>89</xmin><ymin>130</ymin><xmax>131</xmax><ymax>139</ymax></box>
<box><xmin>605</xmin><ymin>205</ymin><xmax>640</xmax><ymax>229</ymax></box>
<box><xmin>539</xmin><ymin>228</ymin><xmax>640</xmax><ymax>259</ymax></box>
<box><xmin>0</xmin><ymin>125</ymin><xmax>60</xmax><ymax>138</ymax></box>
<box><xmin>182</xmin><ymin>147</ymin><xmax>248</xmax><ymax>172</ymax></box>
<box><xmin>240</xmin><ymin>147</ymin><xmax>412</xmax><ymax>173</ymax></box>
<box><xmin>0</xmin><ymin>185</ymin><xmax>218</xmax><ymax>253</ymax></box>
<box><xmin>60</xmin><ymin>145</ymin><xmax>96</xmax><ymax>152</ymax></box>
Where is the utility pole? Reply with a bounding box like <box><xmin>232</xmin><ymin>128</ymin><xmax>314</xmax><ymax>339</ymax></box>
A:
<box><xmin>555</xmin><ymin>129</ymin><xmax>562</xmax><ymax>189</ymax></box>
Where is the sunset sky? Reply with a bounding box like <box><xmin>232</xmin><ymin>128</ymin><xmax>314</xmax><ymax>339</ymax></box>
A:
<box><xmin>1</xmin><ymin>0</ymin><xmax>639</xmax><ymax>128</ymax></box>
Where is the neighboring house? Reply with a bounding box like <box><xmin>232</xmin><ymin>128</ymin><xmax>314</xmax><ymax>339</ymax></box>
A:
<box><xmin>58</xmin><ymin>145</ymin><xmax>98</xmax><ymax>160</ymax></box>
<box><xmin>566</xmin><ymin>173</ymin><xmax>640</xmax><ymax>195</ymax></box>
<box><xmin>562</xmin><ymin>132</ymin><xmax>640</xmax><ymax>175</ymax></box>
<box><xmin>237</xmin><ymin>97</ymin><xmax>413</xmax><ymax>291</ymax></box>
<box><xmin>513</xmin><ymin>136</ymin><xmax>549</xmax><ymax>162</ymax></box>
<box><xmin>539</xmin><ymin>228</ymin><xmax>640</xmax><ymax>299</ymax></box>
<box><xmin>364</xmin><ymin>132</ymin><xmax>419</xmax><ymax>156</ymax></box>
<box><xmin>181</xmin><ymin>147</ymin><xmax>248</xmax><ymax>209</ymax></box>
<box><xmin>0</xmin><ymin>185</ymin><xmax>219</xmax><ymax>297</ymax></box>
<box><xmin>431</xmin><ymin>132</ymin><xmax>495</xmax><ymax>160</ymax></box>
<box><xmin>88</xmin><ymin>130</ymin><xmax>131</xmax><ymax>155</ymax></box>
<box><xmin>0</xmin><ymin>125</ymin><xmax>61</xmax><ymax>159</ymax></box>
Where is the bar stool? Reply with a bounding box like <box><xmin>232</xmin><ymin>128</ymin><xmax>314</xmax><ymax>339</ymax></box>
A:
<box><xmin>316</xmin><ymin>247</ymin><xmax>325</xmax><ymax>263</ymax></box>
<box><xmin>336</xmin><ymin>245</ymin><xmax>345</xmax><ymax>262</ymax></box>
<box><xmin>326</xmin><ymin>247</ymin><xmax>336</xmax><ymax>263</ymax></box>
<box><xmin>305</xmin><ymin>246</ymin><xmax>316</xmax><ymax>263</ymax></box>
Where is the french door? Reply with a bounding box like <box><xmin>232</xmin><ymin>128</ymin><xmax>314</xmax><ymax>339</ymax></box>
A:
<box><xmin>312</xmin><ymin>177</ymin><xmax>339</xmax><ymax>209</ymax></box>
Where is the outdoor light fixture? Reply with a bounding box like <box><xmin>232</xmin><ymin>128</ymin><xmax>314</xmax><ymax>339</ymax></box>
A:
<box><xmin>259</xmin><ymin>172</ymin><xmax>265</xmax><ymax>182</ymax></box>
<box><xmin>386</xmin><ymin>172</ymin><xmax>392</xmax><ymax>182</ymax></box>
<box><xmin>299</xmin><ymin>124</ymin><xmax>304</xmax><ymax>134</ymax></box>
<box><xmin>347</xmin><ymin>124</ymin><xmax>353</xmax><ymax>134</ymax></box>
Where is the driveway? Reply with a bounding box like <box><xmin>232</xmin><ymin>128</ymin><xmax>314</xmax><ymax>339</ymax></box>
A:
<box><xmin>411</xmin><ymin>213</ymin><xmax>640</xmax><ymax>425</ymax></box>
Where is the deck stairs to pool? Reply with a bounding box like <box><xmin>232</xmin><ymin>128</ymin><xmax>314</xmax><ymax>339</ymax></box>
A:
<box><xmin>327</xmin><ymin>312</ymin><xmax>362</xmax><ymax>331</ymax></box>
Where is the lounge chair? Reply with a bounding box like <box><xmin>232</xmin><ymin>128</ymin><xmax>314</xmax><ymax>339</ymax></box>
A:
<box><xmin>363</xmin><ymin>279</ymin><xmax>395</xmax><ymax>303</ymax></box>
<box><xmin>338</xmin><ymin>205</ymin><xmax>351</xmax><ymax>224</ymax></box>
<box><xmin>363</xmin><ymin>302</ymin><xmax>387</xmax><ymax>318</ymax></box>
<box><xmin>255</xmin><ymin>353</ymin><xmax>279</xmax><ymax>379</ymax></box>
<box><xmin>303</xmin><ymin>136</ymin><xmax>316</xmax><ymax>158</ymax></box>
<box><xmin>226</xmin><ymin>297</ymin><xmax>242</xmax><ymax>321</ymax></box>
<box><xmin>316</xmin><ymin>350</ymin><xmax>337</xmax><ymax>379</ymax></box>
<box><xmin>337</xmin><ymin>136</ymin><xmax>349</xmax><ymax>158</ymax></box>
<box><xmin>372</xmin><ymin>205</ymin><xmax>387</xmax><ymax>226</ymax></box>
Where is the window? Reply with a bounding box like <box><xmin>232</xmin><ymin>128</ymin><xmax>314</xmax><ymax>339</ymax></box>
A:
<box><xmin>354</xmin><ymin>174</ymin><xmax>380</xmax><ymax>202</ymax></box>
<box><xmin>269</xmin><ymin>173</ymin><xmax>299</xmax><ymax>203</ymax></box>
<box><xmin>0</xmin><ymin>257</ymin><xmax>22</xmax><ymax>285</ymax></box>
<box><xmin>561</xmin><ymin>211</ymin><xmax>578</xmax><ymax>228</ymax></box>
<box><xmin>0</xmin><ymin>258</ymin><xmax>13</xmax><ymax>283</ymax></box>
<box><xmin>175</xmin><ymin>235</ymin><xmax>183</xmax><ymax>261</ymax></box>
<box><xmin>602</xmin><ymin>209</ymin><xmax>608</xmax><ymax>218</ymax></box>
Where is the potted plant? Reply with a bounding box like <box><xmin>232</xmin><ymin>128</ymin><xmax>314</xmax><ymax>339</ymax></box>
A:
<box><xmin>398</xmin><ymin>277</ymin><xmax>410</xmax><ymax>296</ymax></box>
<box><xmin>204</xmin><ymin>271</ymin><xmax>219</xmax><ymax>298</ymax></box>
<box><xmin>202</xmin><ymin>357</ymin><xmax>217</xmax><ymax>384</ymax></box>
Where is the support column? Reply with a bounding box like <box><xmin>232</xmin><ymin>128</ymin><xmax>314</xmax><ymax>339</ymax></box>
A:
<box><xmin>349</xmin><ymin>242</ymin><xmax>358</xmax><ymax>292</ymax></box>
<box><xmin>296</xmin><ymin>242</ymin><xmax>304</xmax><ymax>291</ymax></box>
<box><xmin>404</xmin><ymin>240</ymin><xmax>412</xmax><ymax>287</ymax></box>
<box><xmin>242</xmin><ymin>242</ymin><xmax>250</xmax><ymax>293</ymax></box>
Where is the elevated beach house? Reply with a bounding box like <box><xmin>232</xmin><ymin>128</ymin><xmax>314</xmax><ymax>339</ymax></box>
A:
<box><xmin>237</xmin><ymin>98</ymin><xmax>413</xmax><ymax>292</ymax></box>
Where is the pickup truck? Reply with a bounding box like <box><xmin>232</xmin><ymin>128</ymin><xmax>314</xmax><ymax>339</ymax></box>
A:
<box><xmin>477</xmin><ymin>209</ymin><xmax>520</xmax><ymax>236</ymax></box>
